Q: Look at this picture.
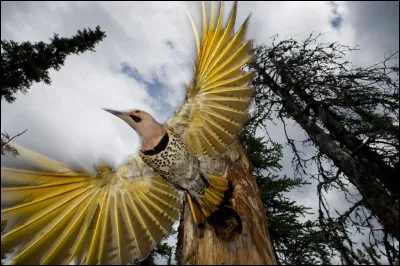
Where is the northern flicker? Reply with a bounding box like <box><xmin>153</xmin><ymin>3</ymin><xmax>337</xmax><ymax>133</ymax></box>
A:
<box><xmin>1</xmin><ymin>1</ymin><xmax>254</xmax><ymax>265</ymax></box>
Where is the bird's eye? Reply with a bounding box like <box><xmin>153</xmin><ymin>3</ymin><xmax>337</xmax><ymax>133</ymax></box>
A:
<box><xmin>130</xmin><ymin>114</ymin><xmax>142</xmax><ymax>123</ymax></box>
<box><xmin>135</xmin><ymin>110</ymin><xmax>140</xmax><ymax>113</ymax></box>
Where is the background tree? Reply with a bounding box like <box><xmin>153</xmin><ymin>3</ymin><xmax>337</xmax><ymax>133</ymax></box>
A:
<box><xmin>241</xmin><ymin>104</ymin><xmax>395</xmax><ymax>264</ymax></box>
<box><xmin>241</xmin><ymin>117</ymin><xmax>336</xmax><ymax>264</ymax></box>
<box><xmin>136</xmin><ymin>241</ymin><xmax>174</xmax><ymax>265</ymax></box>
<box><xmin>1</xmin><ymin>26</ymin><xmax>106</xmax><ymax>156</ymax></box>
<box><xmin>250</xmin><ymin>33</ymin><xmax>399</xmax><ymax>264</ymax></box>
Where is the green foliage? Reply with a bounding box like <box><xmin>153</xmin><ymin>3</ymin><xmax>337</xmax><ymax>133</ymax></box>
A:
<box><xmin>1</xmin><ymin>133</ymin><xmax>20</xmax><ymax>157</ymax></box>
<box><xmin>241</xmin><ymin>125</ymin><xmax>336</xmax><ymax>264</ymax></box>
<box><xmin>0</xmin><ymin>129</ymin><xmax>27</xmax><ymax>157</ymax></box>
<box><xmin>135</xmin><ymin>241</ymin><xmax>174</xmax><ymax>265</ymax></box>
<box><xmin>1</xmin><ymin>25</ymin><xmax>106</xmax><ymax>103</ymax></box>
<box><xmin>1</xmin><ymin>26</ymin><xmax>106</xmax><ymax>156</ymax></box>
<box><xmin>240</xmin><ymin>131</ymin><xmax>282</xmax><ymax>175</ymax></box>
<box><xmin>1</xmin><ymin>26</ymin><xmax>106</xmax><ymax>103</ymax></box>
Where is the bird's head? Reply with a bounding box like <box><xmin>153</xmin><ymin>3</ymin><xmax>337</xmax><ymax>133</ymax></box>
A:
<box><xmin>103</xmin><ymin>108</ymin><xmax>165</xmax><ymax>142</ymax></box>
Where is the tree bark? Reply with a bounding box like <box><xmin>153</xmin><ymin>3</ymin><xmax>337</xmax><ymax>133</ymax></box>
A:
<box><xmin>258</xmin><ymin>70</ymin><xmax>399</xmax><ymax>239</ymax></box>
<box><xmin>280</xmin><ymin>68</ymin><xmax>398</xmax><ymax>197</ymax></box>
<box><xmin>176</xmin><ymin>142</ymin><xmax>277</xmax><ymax>265</ymax></box>
<box><xmin>297</xmin><ymin>86</ymin><xmax>398</xmax><ymax>197</ymax></box>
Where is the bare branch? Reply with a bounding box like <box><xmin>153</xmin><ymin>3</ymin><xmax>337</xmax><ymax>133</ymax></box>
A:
<box><xmin>1</xmin><ymin>129</ymin><xmax>28</xmax><ymax>156</ymax></box>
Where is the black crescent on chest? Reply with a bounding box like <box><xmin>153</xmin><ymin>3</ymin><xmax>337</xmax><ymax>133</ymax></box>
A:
<box><xmin>141</xmin><ymin>132</ymin><xmax>169</xmax><ymax>156</ymax></box>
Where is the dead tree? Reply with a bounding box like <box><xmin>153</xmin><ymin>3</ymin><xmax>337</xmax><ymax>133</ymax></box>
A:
<box><xmin>176</xmin><ymin>142</ymin><xmax>277</xmax><ymax>265</ymax></box>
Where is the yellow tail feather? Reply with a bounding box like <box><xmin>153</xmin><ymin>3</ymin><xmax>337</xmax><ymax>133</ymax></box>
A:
<box><xmin>187</xmin><ymin>174</ymin><xmax>229</xmax><ymax>225</ymax></box>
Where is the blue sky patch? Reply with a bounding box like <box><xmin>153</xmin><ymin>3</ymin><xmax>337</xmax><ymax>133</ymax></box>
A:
<box><xmin>120</xmin><ymin>62</ymin><xmax>172</xmax><ymax>117</ymax></box>
<box><xmin>331</xmin><ymin>15</ymin><xmax>343</xmax><ymax>28</ymax></box>
<box><xmin>121</xmin><ymin>62</ymin><xmax>165</xmax><ymax>99</ymax></box>
<box><xmin>166</xmin><ymin>40</ymin><xmax>175</xmax><ymax>50</ymax></box>
<box><xmin>121</xmin><ymin>63</ymin><xmax>142</xmax><ymax>81</ymax></box>
<box><xmin>329</xmin><ymin>1</ymin><xmax>343</xmax><ymax>29</ymax></box>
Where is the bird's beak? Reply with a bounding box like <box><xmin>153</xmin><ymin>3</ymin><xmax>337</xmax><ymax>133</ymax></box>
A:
<box><xmin>102</xmin><ymin>108</ymin><xmax>126</xmax><ymax>118</ymax></box>
<box><xmin>102</xmin><ymin>108</ymin><xmax>139</xmax><ymax>131</ymax></box>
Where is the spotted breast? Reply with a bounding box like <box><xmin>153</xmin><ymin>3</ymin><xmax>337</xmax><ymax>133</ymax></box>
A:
<box><xmin>139</xmin><ymin>128</ymin><xmax>208</xmax><ymax>199</ymax></box>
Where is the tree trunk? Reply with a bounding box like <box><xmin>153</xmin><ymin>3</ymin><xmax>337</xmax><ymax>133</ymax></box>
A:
<box><xmin>299</xmin><ymin>88</ymin><xmax>398</xmax><ymax>197</ymax></box>
<box><xmin>280</xmin><ymin>69</ymin><xmax>398</xmax><ymax>197</ymax></box>
<box><xmin>258</xmin><ymin>70</ymin><xmax>399</xmax><ymax>239</ymax></box>
<box><xmin>176</xmin><ymin>142</ymin><xmax>277</xmax><ymax>265</ymax></box>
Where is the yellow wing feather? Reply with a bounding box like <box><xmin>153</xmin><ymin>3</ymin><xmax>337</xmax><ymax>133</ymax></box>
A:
<box><xmin>1</xmin><ymin>145</ymin><xmax>181</xmax><ymax>265</ymax></box>
<box><xmin>1</xmin><ymin>2</ymin><xmax>252</xmax><ymax>263</ymax></box>
<box><xmin>168</xmin><ymin>1</ymin><xmax>255</xmax><ymax>157</ymax></box>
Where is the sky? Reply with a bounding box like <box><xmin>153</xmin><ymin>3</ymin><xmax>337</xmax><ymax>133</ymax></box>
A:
<box><xmin>1</xmin><ymin>1</ymin><xmax>399</xmax><ymax>264</ymax></box>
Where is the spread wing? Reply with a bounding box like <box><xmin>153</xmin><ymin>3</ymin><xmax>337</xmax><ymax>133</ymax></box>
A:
<box><xmin>167</xmin><ymin>1</ymin><xmax>255</xmax><ymax>157</ymax></box>
<box><xmin>1</xmin><ymin>144</ymin><xmax>181</xmax><ymax>265</ymax></box>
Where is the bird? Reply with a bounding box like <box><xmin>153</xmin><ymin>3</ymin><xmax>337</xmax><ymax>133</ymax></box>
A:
<box><xmin>1</xmin><ymin>1</ymin><xmax>254</xmax><ymax>265</ymax></box>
